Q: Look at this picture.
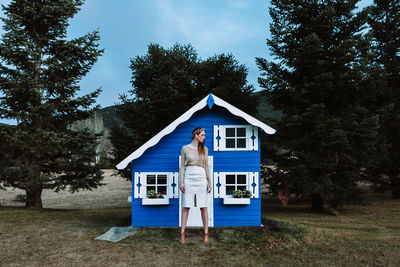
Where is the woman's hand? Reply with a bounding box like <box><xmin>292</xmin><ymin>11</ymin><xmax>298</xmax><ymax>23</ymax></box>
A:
<box><xmin>180</xmin><ymin>184</ymin><xmax>185</xmax><ymax>193</ymax></box>
<box><xmin>207</xmin><ymin>184</ymin><xmax>211</xmax><ymax>193</ymax></box>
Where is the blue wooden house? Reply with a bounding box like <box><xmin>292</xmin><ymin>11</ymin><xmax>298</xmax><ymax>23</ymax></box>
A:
<box><xmin>117</xmin><ymin>93</ymin><xmax>275</xmax><ymax>227</ymax></box>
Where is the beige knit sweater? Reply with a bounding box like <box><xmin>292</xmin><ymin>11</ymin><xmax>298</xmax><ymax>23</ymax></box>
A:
<box><xmin>179</xmin><ymin>145</ymin><xmax>211</xmax><ymax>186</ymax></box>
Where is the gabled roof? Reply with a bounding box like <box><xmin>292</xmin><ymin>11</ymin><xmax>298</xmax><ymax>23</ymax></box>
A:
<box><xmin>116</xmin><ymin>93</ymin><xmax>276</xmax><ymax>169</ymax></box>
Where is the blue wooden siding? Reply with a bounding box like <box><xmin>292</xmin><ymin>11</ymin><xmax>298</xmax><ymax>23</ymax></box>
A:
<box><xmin>131</xmin><ymin>105</ymin><xmax>262</xmax><ymax>227</ymax></box>
<box><xmin>131</xmin><ymin>199</ymin><xmax>179</xmax><ymax>227</ymax></box>
<box><xmin>213</xmin><ymin>197</ymin><xmax>261</xmax><ymax>227</ymax></box>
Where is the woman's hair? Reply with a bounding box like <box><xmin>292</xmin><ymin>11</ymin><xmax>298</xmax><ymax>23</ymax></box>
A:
<box><xmin>192</xmin><ymin>127</ymin><xmax>206</xmax><ymax>165</ymax></box>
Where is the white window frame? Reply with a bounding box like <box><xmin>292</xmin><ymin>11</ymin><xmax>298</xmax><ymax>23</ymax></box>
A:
<box><xmin>214</xmin><ymin>172</ymin><xmax>259</xmax><ymax>198</ymax></box>
<box><xmin>145</xmin><ymin>173</ymin><xmax>168</xmax><ymax>198</ymax></box>
<box><xmin>222</xmin><ymin>172</ymin><xmax>249</xmax><ymax>198</ymax></box>
<box><xmin>134</xmin><ymin>172</ymin><xmax>176</xmax><ymax>199</ymax></box>
<box><xmin>213</xmin><ymin>125</ymin><xmax>258</xmax><ymax>151</ymax></box>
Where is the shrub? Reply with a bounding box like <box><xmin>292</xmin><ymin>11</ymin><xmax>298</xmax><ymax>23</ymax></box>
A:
<box><xmin>146</xmin><ymin>190</ymin><xmax>164</xmax><ymax>199</ymax></box>
<box><xmin>232</xmin><ymin>189</ymin><xmax>252</xmax><ymax>198</ymax></box>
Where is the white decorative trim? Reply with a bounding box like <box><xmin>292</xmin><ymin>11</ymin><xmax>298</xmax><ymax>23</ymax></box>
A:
<box><xmin>173</xmin><ymin>172</ymin><xmax>179</xmax><ymax>198</ymax></box>
<box><xmin>252</xmin><ymin>126</ymin><xmax>259</xmax><ymax>151</ymax></box>
<box><xmin>139</xmin><ymin>173</ymin><xmax>147</xmax><ymax>198</ymax></box>
<box><xmin>213</xmin><ymin>125</ymin><xmax>220</xmax><ymax>151</ymax></box>
<box><xmin>213</xmin><ymin>172</ymin><xmax>220</xmax><ymax>198</ymax></box>
<box><xmin>116</xmin><ymin>93</ymin><xmax>275</xmax><ymax>169</ymax></box>
<box><xmin>223</xmin><ymin>198</ymin><xmax>250</xmax><ymax>205</ymax></box>
<box><xmin>167</xmin><ymin>173</ymin><xmax>173</xmax><ymax>198</ymax></box>
<box><xmin>219</xmin><ymin>173</ymin><xmax>226</xmax><ymax>198</ymax></box>
<box><xmin>254</xmin><ymin>172</ymin><xmax>259</xmax><ymax>198</ymax></box>
<box><xmin>247</xmin><ymin>172</ymin><xmax>253</xmax><ymax>195</ymax></box>
<box><xmin>246</xmin><ymin>126</ymin><xmax>253</xmax><ymax>150</ymax></box>
<box><xmin>142</xmin><ymin>198</ymin><xmax>169</xmax><ymax>205</ymax></box>
<box><xmin>134</xmin><ymin>172</ymin><xmax>140</xmax><ymax>198</ymax></box>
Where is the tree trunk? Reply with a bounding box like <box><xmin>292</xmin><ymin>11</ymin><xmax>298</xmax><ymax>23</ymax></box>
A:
<box><xmin>311</xmin><ymin>194</ymin><xmax>324</xmax><ymax>212</ymax></box>
<box><xmin>25</xmin><ymin>187</ymin><xmax>43</xmax><ymax>209</ymax></box>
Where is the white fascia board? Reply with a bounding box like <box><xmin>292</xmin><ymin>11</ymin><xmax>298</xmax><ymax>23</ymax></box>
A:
<box><xmin>212</xmin><ymin>94</ymin><xmax>276</xmax><ymax>135</ymax></box>
<box><xmin>116</xmin><ymin>93</ymin><xmax>276</xmax><ymax>169</ymax></box>
<box><xmin>116</xmin><ymin>94</ymin><xmax>209</xmax><ymax>169</ymax></box>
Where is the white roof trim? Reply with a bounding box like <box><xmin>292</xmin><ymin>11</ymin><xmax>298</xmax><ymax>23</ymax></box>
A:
<box><xmin>116</xmin><ymin>93</ymin><xmax>276</xmax><ymax>169</ymax></box>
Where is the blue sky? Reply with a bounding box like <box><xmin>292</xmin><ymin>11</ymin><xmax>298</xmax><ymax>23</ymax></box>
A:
<box><xmin>0</xmin><ymin>0</ymin><xmax>372</xmax><ymax>121</ymax></box>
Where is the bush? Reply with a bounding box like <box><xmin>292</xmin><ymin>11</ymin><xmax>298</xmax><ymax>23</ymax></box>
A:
<box><xmin>146</xmin><ymin>190</ymin><xmax>164</xmax><ymax>199</ymax></box>
<box><xmin>233</xmin><ymin>189</ymin><xmax>252</xmax><ymax>198</ymax></box>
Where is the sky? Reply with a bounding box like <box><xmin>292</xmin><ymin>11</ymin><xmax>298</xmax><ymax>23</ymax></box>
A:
<box><xmin>0</xmin><ymin>0</ymin><xmax>372</xmax><ymax>124</ymax></box>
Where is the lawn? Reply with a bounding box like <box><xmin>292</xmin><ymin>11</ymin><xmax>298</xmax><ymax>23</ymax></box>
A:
<box><xmin>1</xmin><ymin>197</ymin><xmax>399</xmax><ymax>266</ymax></box>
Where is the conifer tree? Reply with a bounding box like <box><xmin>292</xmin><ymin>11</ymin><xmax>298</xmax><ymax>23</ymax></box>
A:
<box><xmin>0</xmin><ymin>0</ymin><xmax>104</xmax><ymax>208</ymax></box>
<box><xmin>257</xmin><ymin>0</ymin><xmax>378</xmax><ymax>210</ymax></box>
<box><xmin>111</xmin><ymin>43</ymin><xmax>257</xmax><ymax>179</ymax></box>
<box><xmin>365</xmin><ymin>0</ymin><xmax>400</xmax><ymax>198</ymax></box>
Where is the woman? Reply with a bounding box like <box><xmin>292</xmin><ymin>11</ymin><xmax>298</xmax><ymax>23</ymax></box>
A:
<box><xmin>179</xmin><ymin>127</ymin><xmax>212</xmax><ymax>244</ymax></box>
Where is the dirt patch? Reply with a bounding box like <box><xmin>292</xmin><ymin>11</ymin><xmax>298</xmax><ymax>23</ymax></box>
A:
<box><xmin>0</xmin><ymin>169</ymin><xmax>131</xmax><ymax>209</ymax></box>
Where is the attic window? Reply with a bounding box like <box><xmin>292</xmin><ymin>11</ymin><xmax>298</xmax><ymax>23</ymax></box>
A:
<box><xmin>225</xmin><ymin>127</ymin><xmax>247</xmax><ymax>149</ymax></box>
<box><xmin>213</xmin><ymin>125</ymin><xmax>259</xmax><ymax>151</ymax></box>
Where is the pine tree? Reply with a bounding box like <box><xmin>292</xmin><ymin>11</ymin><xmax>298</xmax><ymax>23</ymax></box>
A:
<box><xmin>257</xmin><ymin>0</ymin><xmax>378</xmax><ymax>210</ymax></box>
<box><xmin>111</xmin><ymin>43</ymin><xmax>257</xmax><ymax>179</ymax></box>
<box><xmin>366</xmin><ymin>0</ymin><xmax>400</xmax><ymax>198</ymax></box>
<box><xmin>0</xmin><ymin>0</ymin><xmax>104</xmax><ymax>208</ymax></box>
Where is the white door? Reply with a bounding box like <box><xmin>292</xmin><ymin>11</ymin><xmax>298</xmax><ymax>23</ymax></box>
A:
<box><xmin>179</xmin><ymin>156</ymin><xmax>214</xmax><ymax>227</ymax></box>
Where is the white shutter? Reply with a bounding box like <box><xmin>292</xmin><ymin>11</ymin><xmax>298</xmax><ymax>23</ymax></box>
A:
<box><xmin>167</xmin><ymin>172</ymin><xmax>173</xmax><ymax>198</ymax></box>
<box><xmin>219</xmin><ymin>126</ymin><xmax>226</xmax><ymax>151</ymax></box>
<box><xmin>253</xmin><ymin>126</ymin><xmax>259</xmax><ymax>151</ymax></box>
<box><xmin>214</xmin><ymin>172</ymin><xmax>219</xmax><ymax>198</ymax></box>
<box><xmin>140</xmin><ymin>173</ymin><xmax>147</xmax><ymax>198</ymax></box>
<box><xmin>246</xmin><ymin>125</ymin><xmax>259</xmax><ymax>151</ymax></box>
<box><xmin>246</xmin><ymin>125</ymin><xmax>253</xmax><ymax>150</ymax></box>
<box><xmin>253</xmin><ymin>172</ymin><xmax>259</xmax><ymax>198</ymax></box>
<box><xmin>173</xmin><ymin>172</ymin><xmax>179</xmax><ymax>198</ymax></box>
<box><xmin>219</xmin><ymin>173</ymin><xmax>226</xmax><ymax>198</ymax></box>
<box><xmin>213</xmin><ymin>125</ymin><xmax>220</xmax><ymax>151</ymax></box>
<box><xmin>208</xmin><ymin>156</ymin><xmax>213</xmax><ymax>179</ymax></box>
<box><xmin>247</xmin><ymin>172</ymin><xmax>253</xmax><ymax>196</ymax></box>
<box><xmin>134</xmin><ymin>172</ymin><xmax>140</xmax><ymax>198</ymax></box>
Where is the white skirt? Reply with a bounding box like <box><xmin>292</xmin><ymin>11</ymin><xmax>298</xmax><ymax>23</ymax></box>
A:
<box><xmin>182</xmin><ymin>166</ymin><xmax>208</xmax><ymax>208</ymax></box>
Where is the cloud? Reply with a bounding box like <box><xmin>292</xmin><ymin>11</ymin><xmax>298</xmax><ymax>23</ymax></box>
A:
<box><xmin>154</xmin><ymin>0</ymin><xmax>258</xmax><ymax>54</ymax></box>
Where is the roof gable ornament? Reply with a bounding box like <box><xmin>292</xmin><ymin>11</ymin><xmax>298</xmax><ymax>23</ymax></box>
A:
<box><xmin>207</xmin><ymin>93</ymin><xmax>214</xmax><ymax>109</ymax></box>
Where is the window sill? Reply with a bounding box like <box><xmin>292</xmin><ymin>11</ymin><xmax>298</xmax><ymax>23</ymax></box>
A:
<box><xmin>223</xmin><ymin>198</ymin><xmax>250</xmax><ymax>205</ymax></box>
<box><xmin>142</xmin><ymin>198</ymin><xmax>169</xmax><ymax>205</ymax></box>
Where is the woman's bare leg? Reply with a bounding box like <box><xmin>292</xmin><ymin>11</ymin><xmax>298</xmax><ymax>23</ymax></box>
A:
<box><xmin>200</xmin><ymin>207</ymin><xmax>208</xmax><ymax>233</ymax></box>
<box><xmin>181</xmin><ymin>207</ymin><xmax>190</xmax><ymax>233</ymax></box>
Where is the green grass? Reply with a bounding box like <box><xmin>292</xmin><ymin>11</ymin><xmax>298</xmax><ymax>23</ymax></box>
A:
<box><xmin>1</xmin><ymin>198</ymin><xmax>399</xmax><ymax>266</ymax></box>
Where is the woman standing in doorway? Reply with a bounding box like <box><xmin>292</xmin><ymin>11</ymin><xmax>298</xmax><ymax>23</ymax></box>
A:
<box><xmin>179</xmin><ymin>127</ymin><xmax>211</xmax><ymax>244</ymax></box>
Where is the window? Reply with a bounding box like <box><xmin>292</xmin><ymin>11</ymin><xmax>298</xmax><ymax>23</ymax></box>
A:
<box><xmin>213</xmin><ymin>172</ymin><xmax>259</xmax><ymax>199</ymax></box>
<box><xmin>225</xmin><ymin>127</ymin><xmax>247</xmax><ymax>149</ymax></box>
<box><xmin>224</xmin><ymin>173</ymin><xmax>248</xmax><ymax>196</ymax></box>
<box><xmin>213</xmin><ymin>125</ymin><xmax>258</xmax><ymax>151</ymax></box>
<box><xmin>146</xmin><ymin>174</ymin><xmax>167</xmax><ymax>196</ymax></box>
<box><xmin>133</xmin><ymin>172</ymin><xmax>180</xmax><ymax>199</ymax></box>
